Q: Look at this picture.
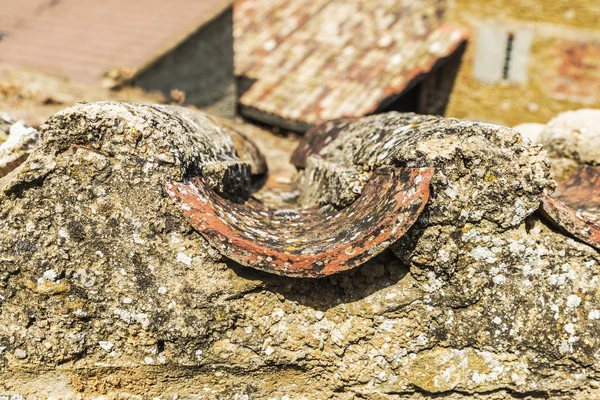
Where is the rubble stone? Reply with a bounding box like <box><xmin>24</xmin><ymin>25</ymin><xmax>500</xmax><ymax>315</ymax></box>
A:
<box><xmin>298</xmin><ymin>113</ymin><xmax>552</xmax><ymax>229</ymax></box>
<box><xmin>540</xmin><ymin>108</ymin><xmax>600</xmax><ymax>165</ymax></box>
<box><xmin>1</xmin><ymin>104</ymin><xmax>600</xmax><ymax>399</ymax></box>
<box><xmin>0</xmin><ymin>113</ymin><xmax>17</xmax><ymax>141</ymax></box>
<box><xmin>0</xmin><ymin>114</ymin><xmax>38</xmax><ymax>178</ymax></box>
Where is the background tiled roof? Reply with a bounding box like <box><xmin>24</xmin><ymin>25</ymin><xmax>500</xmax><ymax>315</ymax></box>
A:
<box><xmin>0</xmin><ymin>0</ymin><xmax>233</xmax><ymax>83</ymax></box>
<box><xmin>0</xmin><ymin>0</ymin><xmax>53</xmax><ymax>34</ymax></box>
<box><xmin>234</xmin><ymin>0</ymin><xmax>467</xmax><ymax>130</ymax></box>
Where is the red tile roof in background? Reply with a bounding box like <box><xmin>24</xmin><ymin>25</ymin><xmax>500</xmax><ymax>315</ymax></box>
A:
<box><xmin>234</xmin><ymin>0</ymin><xmax>467</xmax><ymax>130</ymax></box>
<box><xmin>0</xmin><ymin>0</ymin><xmax>234</xmax><ymax>83</ymax></box>
<box><xmin>0</xmin><ymin>0</ymin><xmax>54</xmax><ymax>34</ymax></box>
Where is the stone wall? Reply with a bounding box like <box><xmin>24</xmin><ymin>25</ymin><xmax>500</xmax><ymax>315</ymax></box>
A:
<box><xmin>133</xmin><ymin>8</ymin><xmax>236</xmax><ymax>117</ymax></box>
<box><xmin>1</xmin><ymin>103</ymin><xmax>600</xmax><ymax>398</ymax></box>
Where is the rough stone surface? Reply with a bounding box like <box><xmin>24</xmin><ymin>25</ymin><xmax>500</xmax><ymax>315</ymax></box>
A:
<box><xmin>298</xmin><ymin>113</ymin><xmax>552</xmax><ymax>229</ymax></box>
<box><xmin>0</xmin><ymin>116</ymin><xmax>38</xmax><ymax>178</ymax></box>
<box><xmin>540</xmin><ymin>109</ymin><xmax>600</xmax><ymax>165</ymax></box>
<box><xmin>0</xmin><ymin>113</ymin><xmax>17</xmax><ymax>141</ymax></box>
<box><xmin>2</xmin><ymin>104</ymin><xmax>600</xmax><ymax>399</ymax></box>
<box><xmin>296</xmin><ymin>156</ymin><xmax>371</xmax><ymax>208</ymax></box>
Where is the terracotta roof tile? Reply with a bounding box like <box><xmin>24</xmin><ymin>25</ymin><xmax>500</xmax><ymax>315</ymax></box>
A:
<box><xmin>234</xmin><ymin>0</ymin><xmax>467</xmax><ymax>130</ymax></box>
<box><xmin>0</xmin><ymin>0</ymin><xmax>234</xmax><ymax>83</ymax></box>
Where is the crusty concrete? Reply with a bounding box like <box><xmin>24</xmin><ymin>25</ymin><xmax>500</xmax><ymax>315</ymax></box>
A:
<box><xmin>533</xmin><ymin>109</ymin><xmax>600</xmax><ymax>182</ymax></box>
<box><xmin>0</xmin><ymin>114</ymin><xmax>38</xmax><ymax>178</ymax></box>
<box><xmin>540</xmin><ymin>109</ymin><xmax>600</xmax><ymax>165</ymax></box>
<box><xmin>297</xmin><ymin>113</ymin><xmax>551</xmax><ymax>229</ymax></box>
<box><xmin>0</xmin><ymin>112</ymin><xmax>16</xmax><ymax>142</ymax></box>
<box><xmin>1</xmin><ymin>104</ymin><xmax>600</xmax><ymax>399</ymax></box>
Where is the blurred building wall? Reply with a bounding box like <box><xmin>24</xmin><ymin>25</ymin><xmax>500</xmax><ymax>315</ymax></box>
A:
<box><xmin>133</xmin><ymin>8</ymin><xmax>235</xmax><ymax>117</ymax></box>
<box><xmin>445</xmin><ymin>0</ymin><xmax>600</xmax><ymax>126</ymax></box>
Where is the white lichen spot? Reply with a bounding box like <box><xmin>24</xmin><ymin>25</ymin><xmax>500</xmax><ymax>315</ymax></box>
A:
<box><xmin>158</xmin><ymin>287</ymin><xmax>167</xmax><ymax>295</ymax></box>
<box><xmin>42</xmin><ymin>269</ymin><xmax>58</xmax><ymax>282</ymax></box>
<box><xmin>195</xmin><ymin>349</ymin><xmax>204</xmax><ymax>361</ymax></box>
<box><xmin>263</xmin><ymin>38</ymin><xmax>277</xmax><ymax>51</ymax></box>
<box><xmin>390</xmin><ymin>53</ymin><xmax>404</xmax><ymax>65</ymax></box>
<box><xmin>271</xmin><ymin>308</ymin><xmax>285</xmax><ymax>321</ymax></box>
<box><xmin>99</xmin><ymin>341</ymin><xmax>114</xmax><ymax>352</ymax></box>
<box><xmin>58</xmin><ymin>227</ymin><xmax>69</xmax><ymax>239</ymax></box>
<box><xmin>589</xmin><ymin>310</ymin><xmax>600</xmax><ymax>320</ymax></box>
<box><xmin>25</xmin><ymin>221</ymin><xmax>36</xmax><ymax>232</ymax></box>
<box><xmin>439</xmin><ymin>249</ymin><xmax>450</xmax><ymax>263</ymax></box>
<box><xmin>440</xmin><ymin>365</ymin><xmax>456</xmax><ymax>385</ymax></box>
<box><xmin>565</xmin><ymin>323</ymin><xmax>575</xmax><ymax>334</ymax></box>
<box><xmin>415</xmin><ymin>333</ymin><xmax>428</xmax><ymax>346</ymax></box>
<box><xmin>508</xmin><ymin>241</ymin><xmax>526</xmax><ymax>254</ymax></box>
<box><xmin>461</xmin><ymin>228</ymin><xmax>479</xmax><ymax>242</ymax></box>
<box><xmin>551</xmin><ymin>304</ymin><xmax>560</xmax><ymax>320</ymax></box>
<box><xmin>73</xmin><ymin>309</ymin><xmax>87</xmax><ymax>318</ymax></box>
<box><xmin>171</xmin><ymin>233</ymin><xmax>182</xmax><ymax>244</ymax></box>
<box><xmin>177</xmin><ymin>250</ymin><xmax>193</xmax><ymax>266</ymax></box>
<box><xmin>122</xmin><ymin>297</ymin><xmax>133</xmax><ymax>304</ymax></box>
<box><xmin>145</xmin><ymin>357</ymin><xmax>154</xmax><ymax>364</ymax></box>
<box><xmin>472</xmin><ymin>371</ymin><xmax>486</xmax><ymax>384</ymax></box>
<box><xmin>113</xmin><ymin>308</ymin><xmax>150</xmax><ymax>329</ymax></box>
<box><xmin>330</xmin><ymin>328</ymin><xmax>345</xmax><ymax>345</ymax></box>
<box><xmin>13</xmin><ymin>349</ymin><xmax>27</xmax><ymax>359</ymax></box>
<box><xmin>376</xmin><ymin>371</ymin><xmax>388</xmax><ymax>382</ymax></box>
<box><xmin>492</xmin><ymin>274</ymin><xmax>506</xmax><ymax>285</ymax></box>
<box><xmin>566</xmin><ymin>294</ymin><xmax>582</xmax><ymax>309</ymax></box>
<box><xmin>469</xmin><ymin>246</ymin><xmax>497</xmax><ymax>263</ymax></box>
<box><xmin>264</xmin><ymin>346</ymin><xmax>275</xmax><ymax>356</ymax></box>
<box><xmin>424</xmin><ymin>271</ymin><xmax>444</xmax><ymax>292</ymax></box>
<box><xmin>133</xmin><ymin>233</ymin><xmax>145</xmax><ymax>245</ymax></box>
<box><xmin>380</xmin><ymin>320</ymin><xmax>395</xmax><ymax>331</ymax></box>
<box><xmin>559</xmin><ymin>341</ymin><xmax>572</xmax><ymax>354</ymax></box>
<box><xmin>444</xmin><ymin>186</ymin><xmax>457</xmax><ymax>200</ymax></box>
<box><xmin>493</xmin><ymin>317</ymin><xmax>502</xmax><ymax>325</ymax></box>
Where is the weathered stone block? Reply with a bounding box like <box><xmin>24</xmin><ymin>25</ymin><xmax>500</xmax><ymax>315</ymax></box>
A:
<box><xmin>1</xmin><ymin>103</ymin><xmax>599</xmax><ymax>399</ymax></box>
